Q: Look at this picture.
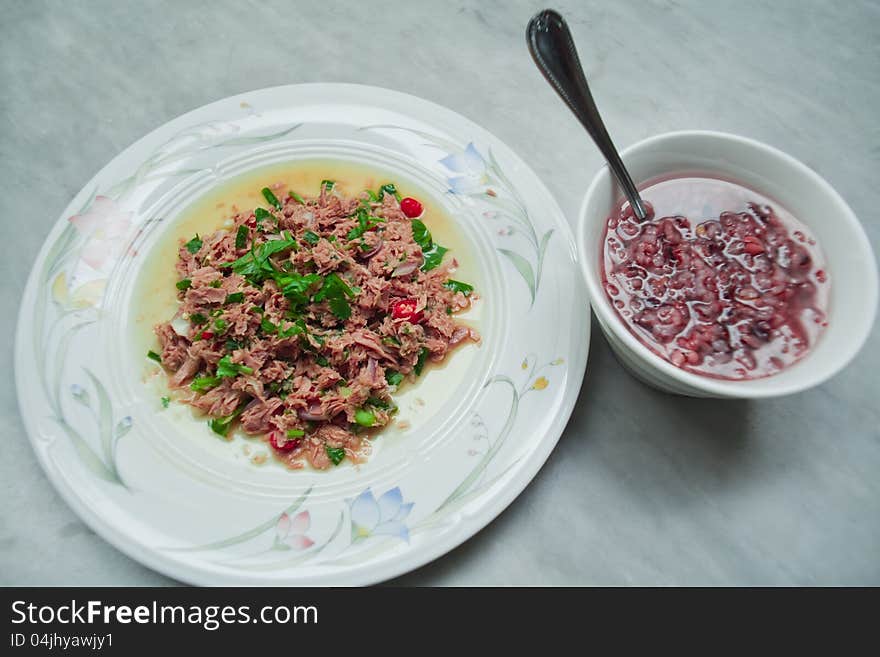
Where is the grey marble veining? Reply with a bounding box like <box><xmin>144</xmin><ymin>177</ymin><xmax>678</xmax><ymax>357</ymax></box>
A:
<box><xmin>1</xmin><ymin>0</ymin><xmax>878</xmax><ymax>586</ymax></box>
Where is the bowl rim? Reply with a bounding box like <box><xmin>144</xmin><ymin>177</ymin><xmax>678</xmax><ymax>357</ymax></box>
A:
<box><xmin>577</xmin><ymin>129</ymin><xmax>878</xmax><ymax>397</ymax></box>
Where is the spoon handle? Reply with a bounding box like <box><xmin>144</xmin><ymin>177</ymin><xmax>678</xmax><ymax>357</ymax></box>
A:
<box><xmin>526</xmin><ymin>9</ymin><xmax>647</xmax><ymax>220</ymax></box>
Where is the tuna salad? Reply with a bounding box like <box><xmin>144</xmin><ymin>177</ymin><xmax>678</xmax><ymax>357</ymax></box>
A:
<box><xmin>149</xmin><ymin>180</ymin><xmax>479</xmax><ymax>469</ymax></box>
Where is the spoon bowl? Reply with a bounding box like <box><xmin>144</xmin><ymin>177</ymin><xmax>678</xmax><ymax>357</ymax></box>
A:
<box><xmin>526</xmin><ymin>8</ymin><xmax>648</xmax><ymax>220</ymax></box>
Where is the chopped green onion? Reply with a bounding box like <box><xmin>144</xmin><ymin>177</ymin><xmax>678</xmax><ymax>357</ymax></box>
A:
<box><xmin>260</xmin><ymin>317</ymin><xmax>277</xmax><ymax>334</ymax></box>
<box><xmin>287</xmin><ymin>429</ymin><xmax>305</xmax><ymax>438</ymax></box>
<box><xmin>385</xmin><ymin>370</ymin><xmax>404</xmax><ymax>387</ymax></box>
<box><xmin>190</xmin><ymin>375</ymin><xmax>221</xmax><ymax>393</ymax></box>
<box><xmin>184</xmin><ymin>234</ymin><xmax>203</xmax><ymax>254</ymax></box>
<box><xmin>315</xmin><ymin>355</ymin><xmax>330</xmax><ymax>367</ymax></box>
<box><xmin>414</xmin><ymin>347</ymin><xmax>429</xmax><ymax>376</ymax></box>
<box><xmin>254</xmin><ymin>207</ymin><xmax>274</xmax><ymax>225</ymax></box>
<box><xmin>325</xmin><ymin>445</ymin><xmax>345</xmax><ymax>465</ymax></box>
<box><xmin>189</xmin><ymin>312</ymin><xmax>207</xmax><ymax>325</ymax></box>
<box><xmin>303</xmin><ymin>230</ymin><xmax>320</xmax><ymax>245</ymax></box>
<box><xmin>235</xmin><ymin>225</ymin><xmax>248</xmax><ymax>249</ymax></box>
<box><xmin>346</xmin><ymin>207</ymin><xmax>384</xmax><ymax>241</ymax></box>
<box><xmin>160</xmin><ymin>396</ymin><xmax>170</xmax><ymax>408</ymax></box>
<box><xmin>320</xmin><ymin>179</ymin><xmax>335</xmax><ymax>192</ymax></box>
<box><xmin>288</xmin><ymin>190</ymin><xmax>305</xmax><ymax>204</ymax></box>
<box><xmin>261</xmin><ymin>187</ymin><xmax>281</xmax><ymax>210</ymax></box>
<box><xmin>147</xmin><ymin>350</ymin><xmax>162</xmax><ymax>363</ymax></box>
<box><xmin>176</xmin><ymin>278</ymin><xmax>192</xmax><ymax>291</ymax></box>
<box><xmin>209</xmin><ymin>279</ymin><xmax>222</xmax><ymax>288</ymax></box>
<box><xmin>225</xmin><ymin>292</ymin><xmax>245</xmax><ymax>304</ymax></box>
<box><xmin>213</xmin><ymin>318</ymin><xmax>228</xmax><ymax>332</ymax></box>
<box><xmin>354</xmin><ymin>408</ymin><xmax>376</xmax><ymax>427</ymax></box>
<box><xmin>216</xmin><ymin>354</ymin><xmax>254</xmax><ymax>378</ymax></box>
<box><xmin>209</xmin><ymin>402</ymin><xmax>247</xmax><ymax>437</ymax></box>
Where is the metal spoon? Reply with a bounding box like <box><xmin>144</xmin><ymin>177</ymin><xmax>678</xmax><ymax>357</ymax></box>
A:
<box><xmin>526</xmin><ymin>9</ymin><xmax>648</xmax><ymax>221</ymax></box>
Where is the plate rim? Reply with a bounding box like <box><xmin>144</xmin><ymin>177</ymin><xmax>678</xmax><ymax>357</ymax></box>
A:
<box><xmin>14</xmin><ymin>82</ymin><xmax>591</xmax><ymax>585</ymax></box>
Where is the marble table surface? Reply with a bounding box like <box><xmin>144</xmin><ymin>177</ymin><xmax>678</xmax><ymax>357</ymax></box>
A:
<box><xmin>2</xmin><ymin>0</ymin><xmax>878</xmax><ymax>586</ymax></box>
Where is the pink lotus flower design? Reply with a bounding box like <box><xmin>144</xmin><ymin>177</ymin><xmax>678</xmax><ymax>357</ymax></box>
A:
<box><xmin>68</xmin><ymin>195</ymin><xmax>132</xmax><ymax>272</ymax></box>
<box><xmin>274</xmin><ymin>510</ymin><xmax>315</xmax><ymax>551</ymax></box>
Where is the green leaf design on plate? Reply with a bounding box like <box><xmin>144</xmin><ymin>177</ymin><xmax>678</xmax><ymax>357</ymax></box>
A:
<box><xmin>70</xmin><ymin>384</ymin><xmax>90</xmax><ymax>408</ymax></box>
<box><xmin>497</xmin><ymin>248</ymin><xmax>536</xmax><ymax>304</ymax></box>
<box><xmin>216</xmin><ymin>123</ymin><xmax>302</xmax><ymax>147</ymax></box>
<box><xmin>438</xmin><ymin>375</ymin><xmax>519</xmax><ymax>510</ymax></box>
<box><xmin>55</xmin><ymin>421</ymin><xmax>120</xmax><ymax>485</ymax></box>
<box><xmin>83</xmin><ymin>369</ymin><xmax>115</xmax><ymax>471</ymax></box>
<box><xmin>234</xmin><ymin>512</ymin><xmax>346</xmax><ymax>570</ymax></box>
<box><xmin>164</xmin><ymin>487</ymin><xmax>313</xmax><ymax>552</ymax></box>
<box><xmin>535</xmin><ymin>229</ymin><xmax>554</xmax><ymax>292</ymax></box>
<box><xmin>115</xmin><ymin>417</ymin><xmax>133</xmax><ymax>440</ymax></box>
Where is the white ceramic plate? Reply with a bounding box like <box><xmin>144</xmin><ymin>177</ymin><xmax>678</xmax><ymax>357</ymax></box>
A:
<box><xmin>15</xmin><ymin>83</ymin><xmax>589</xmax><ymax>585</ymax></box>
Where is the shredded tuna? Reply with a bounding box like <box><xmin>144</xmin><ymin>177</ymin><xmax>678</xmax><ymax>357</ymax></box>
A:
<box><xmin>153</xmin><ymin>180</ymin><xmax>479</xmax><ymax>469</ymax></box>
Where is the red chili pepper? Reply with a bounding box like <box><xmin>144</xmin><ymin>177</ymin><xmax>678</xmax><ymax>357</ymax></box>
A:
<box><xmin>269</xmin><ymin>431</ymin><xmax>299</xmax><ymax>453</ymax></box>
<box><xmin>400</xmin><ymin>197</ymin><xmax>423</xmax><ymax>218</ymax></box>
<box><xmin>200</xmin><ymin>331</ymin><xmax>214</xmax><ymax>340</ymax></box>
<box><xmin>391</xmin><ymin>298</ymin><xmax>423</xmax><ymax>323</ymax></box>
<box><xmin>246</xmin><ymin>216</ymin><xmax>257</xmax><ymax>228</ymax></box>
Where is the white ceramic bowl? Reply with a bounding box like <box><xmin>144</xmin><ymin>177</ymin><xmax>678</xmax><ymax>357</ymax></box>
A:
<box><xmin>577</xmin><ymin>130</ymin><xmax>877</xmax><ymax>398</ymax></box>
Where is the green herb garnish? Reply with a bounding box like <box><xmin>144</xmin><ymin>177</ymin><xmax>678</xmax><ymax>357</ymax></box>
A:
<box><xmin>216</xmin><ymin>354</ymin><xmax>254</xmax><ymax>378</ymax></box>
<box><xmin>261</xmin><ymin>187</ymin><xmax>282</xmax><ymax>210</ymax></box>
<box><xmin>385</xmin><ymin>370</ymin><xmax>404</xmax><ymax>387</ymax></box>
<box><xmin>260</xmin><ymin>317</ymin><xmax>278</xmax><ymax>334</ymax></box>
<box><xmin>235</xmin><ymin>225</ymin><xmax>249</xmax><ymax>249</ymax></box>
<box><xmin>225</xmin><ymin>292</ymin><xmax>245</xmax><ymax>304</ymax></box>
<box><xmin>287</xmin><ymin>429</ymin><xmax>305</xmax><ymax>438</ymax></box>
<box><xmin>411</xmin><ymin>219</ymin><xmax>447</xmax><ymax>271</ymax></box>
<box><xmin>209</xmin><ymin>279</ymin><xmax>222</xmax><ymax>288</ymax></box>
<box><xmin>161</xmin><ymin>396</ymin><xmax>170</xmax><ymax>408</ymax></box>
<box><xmin>209</xmin><ymin>402</ymin><xmax>247</xmax><ymax>437</ymax></box>
<box><xmin>313</xmin><ymin>273</ymin><xmax>355</xmax><ymax>320</ymax></box>
<box><xmin>274</xmin><ymin>272</ymin><xmax>322</xmax><ymax>311</ymax></box>
<box><xmin>377</xmin><ymin>183</ymin><xmax>401</xmax><ymax>201</ymax></box>
<box><xmin>325</xmin><ymin>445</ymin><xmax>345</xmax><ymax>465</ymax></box>
<box><xmin>225</xmin><ymin>236</ymin><xmax>300</xmax><ymax>284</ymax></box>
<box><xmin>213</xmin><ymin>318</ymin><xmax>228</xmax><ymax>332</ymax></box>
<box><xmin>190</xmin><ymin>375</ymin><xmax>221</xmax><ymax>393</ymax></box>
<box><xmin>176</xmin><ymin>278</ymin><xmax>192</xmax><ymax>291</ymax></box>
<box><xmin>346</xmin><ymin>207</ymin><xmax>385</xmax><ymax>241</ymax></box>
<box><xmin>414</xmin><ymin>347</ymin><xmax>429</xmax><ymax>376</ymax></box>
<box><xmin>147</xmin><ymin>350</ymin><xmax>162</xmax><ymax>363</ymax></box>
<box><xmin>443</xmin><ymin>279</ymin><xmax>474</xmax><ymax>296</ymax></box>
<box><xmin>184</xmin><ymin>234</ymin><xmax>203</xmax><ymax>254</ymax></box>
<box><xmin>321</xmin><ymin>179</ymin><xmax>335</xmax><ymax>192</ymax></box>
<box><xmin>289</xmin><ymin>190</ymin><xmax>305</xmax><ymax>204</ymax></box>
<box><xmin>303</xmin><ymin>230</ymin><xmax>320</xmax><ymax>245</ymax></box>
<box><xmin>189</xmin><ymin>313</ymin><xmax>208</xmax><ymax>325</ymax></box>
